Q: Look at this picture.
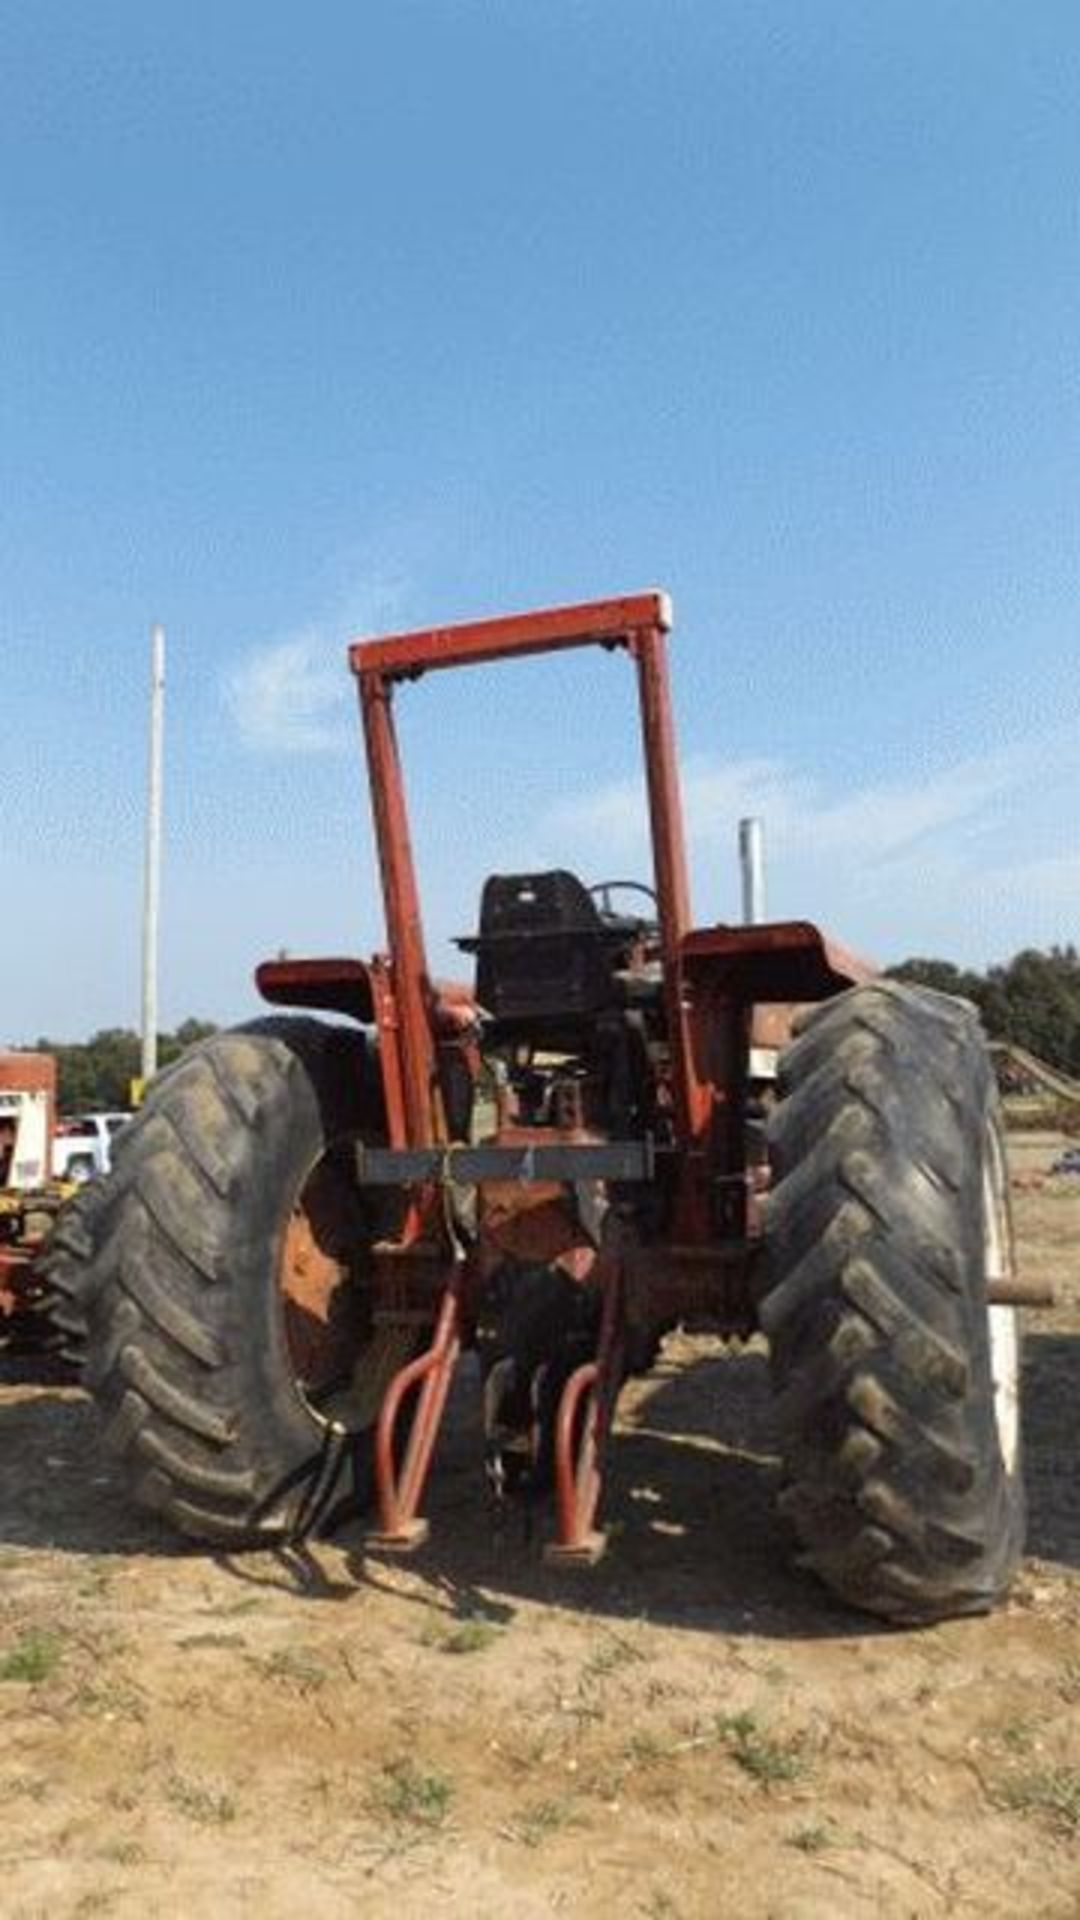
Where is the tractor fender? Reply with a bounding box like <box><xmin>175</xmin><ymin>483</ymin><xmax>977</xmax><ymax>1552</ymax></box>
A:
<box><xmin>255</xmin><ymin>955</ymin><xmax>478</xmax><ymax>1033</ymax></box>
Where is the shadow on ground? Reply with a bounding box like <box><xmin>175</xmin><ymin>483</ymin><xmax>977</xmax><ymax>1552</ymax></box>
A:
<box><xmin>0</xmin><ymin>1348</ymin><xmax>833</xmax><ymax>1633</ymax></box>
<box><xmin>345</xmin><ymin>1349</ymin><xmax>856</xmax><ymax>1641</ymax></box>
<box><xmin>2</xmin><ymin>1326</ymin><xmax>1077</xmax><ymax>1631</ymax></box>
<box><xmin>1022</xmin><ymin>1329</ymin><xmax>1080</xmax><ymax>1568</ymax></box>
<box><xmin>0</xmin><ymin>1377</ymin><xmax>179</xmax><ymax>1557</ymax></box>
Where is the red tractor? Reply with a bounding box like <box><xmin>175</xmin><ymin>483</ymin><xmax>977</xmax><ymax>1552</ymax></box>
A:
<box><xmin>60</xmin><ymin>593</ymin><xmax>1024</xmax><ymax>1620</ymax></box>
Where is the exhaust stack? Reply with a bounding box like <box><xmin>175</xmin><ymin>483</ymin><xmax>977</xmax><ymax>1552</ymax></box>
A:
<box><xmin>739</xmin><ymin>815</ymin><xmax>766</xmax><ymax>924</ymax></box>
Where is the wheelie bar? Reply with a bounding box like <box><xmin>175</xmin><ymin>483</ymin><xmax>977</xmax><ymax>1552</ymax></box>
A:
<box><xmin>368</xmin><ymin>1269</ymin><xmax>464</xmax><ymax>1550</ymax></box>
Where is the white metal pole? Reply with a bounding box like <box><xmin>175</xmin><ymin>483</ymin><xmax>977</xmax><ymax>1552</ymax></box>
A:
<box><xmin>738</xmin><ymin>815</ymin><xmax>766</xmax><ymax>924</ymax></box>
<box><xmin>140</xmin><ymin>623</ymin><xmax>165</xmax><ymax>1085</ymax></box>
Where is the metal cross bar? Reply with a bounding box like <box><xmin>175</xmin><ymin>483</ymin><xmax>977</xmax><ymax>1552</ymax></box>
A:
<box><xmin>349</xmin><ymin>592</ymin><xmax>671</xmax><ymax>679</ymax></box>
<box><xmin>355</xmin><ymin>1140</ymin><xmax>655</xmax><ymax>1186</ymax></box>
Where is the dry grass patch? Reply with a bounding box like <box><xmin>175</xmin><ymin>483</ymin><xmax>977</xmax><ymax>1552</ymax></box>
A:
<box><xmin>164</xmin><ymin>1771</ymin><xmax>238</xmax><ymax>1826</ymax></box>
<box><xmin>997</xmin><ymin>1765</ymin><xmax>1080</xmax><ymax>1836</ymax></box>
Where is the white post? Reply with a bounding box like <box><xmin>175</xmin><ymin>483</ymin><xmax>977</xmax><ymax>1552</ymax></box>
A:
<box><xmin>738</xmin><ymin>816</ymin><xmax>766</xmax><ymax>924</ymax></box>
<box><xmin>140</xmin><ymin>624</ymin><xmax>166</xmax><ymax>1085</ymax></box>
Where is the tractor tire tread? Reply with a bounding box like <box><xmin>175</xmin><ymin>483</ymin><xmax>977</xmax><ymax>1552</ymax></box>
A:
<box><xmin>761</xmin><ymin>981</ymin><xmax>1024</xmax><ymax>1623</ymax></box>
<box><xmin>75</xmin><ymin>1018</ymin><xmax>383</xmax><ymax>1545</ymax></box>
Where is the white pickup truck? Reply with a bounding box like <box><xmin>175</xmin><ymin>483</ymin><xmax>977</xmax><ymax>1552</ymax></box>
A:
<box><xmin>52</xmin><ymin>1112</ymin><xmax>131</xmax><ymax>1183</ymax></box>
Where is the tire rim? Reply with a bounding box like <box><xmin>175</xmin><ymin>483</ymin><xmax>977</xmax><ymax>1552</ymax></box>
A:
<box><xmin>279</xmin><ymin>1144</ymin><xmax>372</xmax><ymax>1426</ymax></box>
<box><xmin>279</xmin><ymin>1142</ymin><xmax>418</xmax><ymax>1432</ymax></box>
<box><xmin>982</xmin><ymin>1125</ymin><xmax>1021</xmax><ymax>1477</ymax></box>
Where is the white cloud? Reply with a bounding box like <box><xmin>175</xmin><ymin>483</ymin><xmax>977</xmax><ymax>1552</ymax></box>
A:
<box><xmin>532</xmin><ymin>725</ymin><xmax>1079</xmax><ymax>967</ymax></box>
<box><xmin>546</xmin><ymin>746</ymin><xmax>1022</xmax><ymax>868</ymax></box>
<box><xmin>547</xmin><ymin>755</ymin><xmax>800</xmax><ymax>854</ymax></box>
<box><xmin>223</xmin><ymin>630</ymin><xmax>350</xmax><ymax>754</ymax></box>
<box><xmin>224</xmin><ymin>571</ymin><xmax>413</xmax><ymax>754</ymax></box>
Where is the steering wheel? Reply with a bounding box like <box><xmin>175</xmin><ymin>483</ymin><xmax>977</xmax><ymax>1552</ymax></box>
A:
<box><xmin>588</xmin><ymin>880</ymin><xmax>658</xmax><ymax>922</ymax></box>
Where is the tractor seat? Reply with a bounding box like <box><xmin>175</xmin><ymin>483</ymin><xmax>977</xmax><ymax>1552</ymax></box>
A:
<box><xmin>456</xmin><ymin>869</ymin><xmax>639</xmax><ymax>1028</ymax></box>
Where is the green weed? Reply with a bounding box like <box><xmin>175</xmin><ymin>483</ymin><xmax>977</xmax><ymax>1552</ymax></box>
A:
<box><xmin>626</xmin><ymin>1729</ymin><xmax>665</xmax><ymax>1769</ymax></box>
<box><xmin>441</xmin><ymin>1619</ymin><xmax>501</xmax><ymax>1655</ymax></box>
<box><xmin>375</xmin><ymin>1757</ymin><xmax>453</xmax><ymax>1830</ymax></box>
<box><xmin>0</xmin><ymin>1629</ymin><xmax>62</xmax><ymax>1684</ymax></box>
<box><xmin>504</xmin><ymin>1796</ymin><xmax>577</xmax><ymax>1848</ymax></box>
<box><xmin>581</xmin><ymin>1629</ymin><xmax>646</xmax><ymax>1684</ymax></box>
<box><xmin>420</xmin><ymin>1616</ymin><xmax>503</xmax><ymax>1655</ymax></box>
<box><xmin>716</xmin><ymin>1710</ymin><xmax>807</xmax><ymax>1786</ymax></box>
<box><xmin>788</xmin><ymin>1820</ymin><xmax>832</xmax><ymax>1853</ymax></box>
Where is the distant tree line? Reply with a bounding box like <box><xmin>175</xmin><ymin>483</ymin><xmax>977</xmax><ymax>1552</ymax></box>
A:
<box><xmin>888</xmin><ymin>946</ymin><xmax>1080</xmax><ymax>1078</ymax></box>
<box><xmin>33</xmin><ymin>1020</ymin><xmax>219</xmax><ymax>1111</ymax></box>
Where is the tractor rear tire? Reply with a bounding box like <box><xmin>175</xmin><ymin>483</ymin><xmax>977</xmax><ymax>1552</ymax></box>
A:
<box><xmin>34</xmin><ymin>1178</ymin><xmax>110</xmax><ymax>1368</ymax></box>
<box><xmin>760</xmin><ymin>980</ymin><xmax>1024</xmax><ymax>1623</ymax></box>
<box><xmin>75</xmin><ymin>1017</ymin><xmax>401</xmax><ymax>1545</ymax></box>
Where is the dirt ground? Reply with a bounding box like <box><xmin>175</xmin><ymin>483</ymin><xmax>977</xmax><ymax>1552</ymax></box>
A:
<box><xmin>2</xmin><ymin>1134</ymin><xmax>1079</xmax><ymax>1920</ymax></box>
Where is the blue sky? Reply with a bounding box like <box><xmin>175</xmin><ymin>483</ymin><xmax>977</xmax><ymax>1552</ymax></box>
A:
<box><xmin>3</xmin><ymin>2</ymin><xmax>1077</xmax><ymax>1043</ymax></box>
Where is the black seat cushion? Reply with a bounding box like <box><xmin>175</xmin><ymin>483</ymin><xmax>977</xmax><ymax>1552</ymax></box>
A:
<box><xmin>459</xmin><ymin>870</ymin><xmax>619</xmax><ymax>1025</ymax></box>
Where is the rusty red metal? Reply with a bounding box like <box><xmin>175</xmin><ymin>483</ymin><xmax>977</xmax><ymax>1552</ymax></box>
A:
<box><xmin>0</xmin><ymin>1244</ymin><xmax>34</xmax><ymax>1320</ymax></box>
<box><xmin>547</xmin><ymin>1249</ymin><xmax>625</xmax><ymax>1563</ymax></box>
<box><xmin>278</xmin><ymin>1151</ymin><xmax>365</xmax><ymax>1397</ymax></box>
<box><xmin>255</xmin><ymin>588</ymin><xmax>877</xmax><ymax>1562</ymax></box>
<box><xmin>349</xmin><ymin>592</ymin><xmax>671</xmax><ymax>679</ymax></box>
<box><xmin>680</xmin><ymin>920</ymin><xmax>875</xmax><ymax>1000</ymax></box>
<box><xmin>0</xmin><ymin>1203</ymin><xmax>65</xmax><ymax>1341</ymax></box>
<box><xmin>477</xmin><ymin>1123</ymin><xmax>604</xmax><ymax>1273</ymax></box>
<box><xmin>630</xmin><ymin>630</ymin><xmax>711</xmax><ymax>1160</ymax></box>
<box><xmin>256</xmin><ymin>956</ymin><xmax>377</xmax><ymax>1024</ymax></box>
<box><xmin>358</xmin><ymin>672</ymin><xmax>442</xmax><ymax>1149</ymax></box>
<box><xmin>347</xmin><ymin>594</ymin><xmax>700</xmax><ymax>1168</ymax></box>
<box><xmin>255</xmin><ymin>957</ymin><xmax>476</xmax><ymax>1038</ymax></box>
<box><xmin>674</xmin><ymin>921</ymin><xmax>874</xmax><ymax>1249</ymax></box>
<box><xmin>368</xmin><ymin>955</ymin><xmax>408</xmax><ymax>1150</ymax></box>
<box><xmin>369</xmin><ymin>1265</ymin><xmax>464</xmax><ymax>1548</ymax></box>
<box><xmin>0</xmin><ymin>1053</ymin><xmax>57</xmax><ymax>1191</ymax></box>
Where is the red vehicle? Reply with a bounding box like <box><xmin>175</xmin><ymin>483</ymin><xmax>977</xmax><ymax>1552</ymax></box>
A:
<box><xmin>0</xmin><ymin>1053</ymin><xmax>86</xmax><ymax>1356</ymax></box>
<box><xmin>57</xmin><ymin>593</ymin><xmax>1025</xmax><ymax>1621</ymax></box>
